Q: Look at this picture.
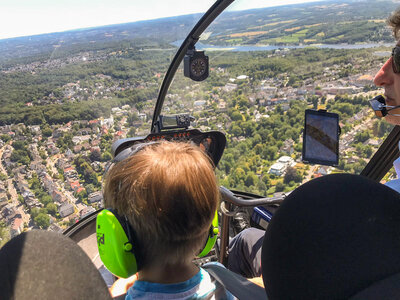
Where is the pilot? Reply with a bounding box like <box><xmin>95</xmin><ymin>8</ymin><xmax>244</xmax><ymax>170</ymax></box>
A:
<box><xmin>102</xmin><ymin>141</ymin><xmax>234</xmax><ymax>299</ymax></box>
<box><xmin>229</xmin><ymin>8</ymin><xmax>400</xmax><ymax>282</ymax></box>
<box><xmin>374</xmin><ymin>7</ymin><xmax>400</xmax><ymax>193</ymax></box>
<box><xmin>374</xmin><ymin>8</ymin><xmax>400</xmax><ymax>125</ymax></box>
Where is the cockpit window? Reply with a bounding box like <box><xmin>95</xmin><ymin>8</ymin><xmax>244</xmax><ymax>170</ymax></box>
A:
<box><xmin>0</xmin><ymin>0</ymin><xmax>399</xmax><ymax>248</ymax></box>
<box><xmin>164</xmin><ymin>0</ymin><xmax>396</xmax><ymax>196</ymax></box>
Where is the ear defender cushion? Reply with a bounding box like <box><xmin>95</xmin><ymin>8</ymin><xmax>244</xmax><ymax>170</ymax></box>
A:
<box><xmin>198</xmin><ymin>210</ymin><xmax>219</xmax><ymax>257</ymax></box>
<box><xmin>96</xmin><ymin>209</ymin><xmax>138</xmax><ymax>278</ymax></box>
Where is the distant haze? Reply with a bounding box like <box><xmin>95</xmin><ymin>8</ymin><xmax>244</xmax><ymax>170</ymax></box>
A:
<box><xmin>0</xmin><ymin>0</ymin><xmax>323</xmax><ymax>40</ymax></box>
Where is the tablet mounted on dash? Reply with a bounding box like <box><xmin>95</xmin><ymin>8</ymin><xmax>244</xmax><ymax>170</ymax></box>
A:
<box><xmin>302</xmin><ymin>109</ymin><xmax>340</xmax><ymax>166</ymax></box>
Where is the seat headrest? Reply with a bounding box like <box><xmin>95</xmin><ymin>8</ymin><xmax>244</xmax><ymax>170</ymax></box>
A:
<box><xmin>0</xmin><ymin>230</ymin><xmax>112</xmax><ymax>300</ymax></box>
<box><xmin>262</xmin><ymin>174</ymin><xmax>400</xmax><ymax>299</ymax></box>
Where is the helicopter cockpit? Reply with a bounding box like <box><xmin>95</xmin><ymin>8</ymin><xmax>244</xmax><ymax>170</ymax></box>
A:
<box><xmin>61</xmin><ymin>0</ymin><xmax>400</xmax><ymax>296</ymax></box>
<box><xmin>2</xmin><ymin>0</ymin><xmax>400</xmax><ymax>298</ymax></box>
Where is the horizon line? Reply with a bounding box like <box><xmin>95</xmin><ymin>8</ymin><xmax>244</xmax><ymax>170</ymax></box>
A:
<box><xmin>0</xmin><ymin>0</ymin><xmax>324</xmax><ymax>42</ymax></box>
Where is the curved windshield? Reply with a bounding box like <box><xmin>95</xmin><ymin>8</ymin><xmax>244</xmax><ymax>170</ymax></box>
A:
<box><xmin>164</xmin><ymin>0</ymin><xmax>396</xmax><ymax>196</ymax></box>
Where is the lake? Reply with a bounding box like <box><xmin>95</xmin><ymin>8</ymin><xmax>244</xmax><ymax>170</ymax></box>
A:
<box><xmin>172</xmin><ymin>40</ymin><xmax>393</xmax><ymax>52</ymax></box>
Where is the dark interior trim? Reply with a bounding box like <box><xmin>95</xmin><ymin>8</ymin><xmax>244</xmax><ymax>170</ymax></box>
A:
<box><xmin>360</xmin><ymin>125</ymin><xmax>400</xmax><ymax>181</ymax></box>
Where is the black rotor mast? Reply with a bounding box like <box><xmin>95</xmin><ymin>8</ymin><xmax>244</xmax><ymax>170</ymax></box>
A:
<box><xmin>151</xmin><ymin>0</ymin><xmax>235</xmax><ymax>133</ymax></box>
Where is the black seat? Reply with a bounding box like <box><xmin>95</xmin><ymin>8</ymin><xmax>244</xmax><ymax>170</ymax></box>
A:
<box><xmin>0</xmin><ymin>230</ymin><xmax>112</xmax><ymax>300</ymax></box>
<box><xmin>0</xmin><ymin>229</ymin><xmax>265</xmax><ymax>300</ymax></box>
<box><xmin>262</xmin><ymin>173</ymin><xmax>400</xmax><ymax>299</ymax></box>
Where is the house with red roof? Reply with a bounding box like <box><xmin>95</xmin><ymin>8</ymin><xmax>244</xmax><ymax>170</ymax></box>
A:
<box><xmin>76</xmin><ymin>187</ymin><xmax>86</xmax><ymax>194</ymax></box>
<box><xmin>69</xmin><ymin>180</ymin><xmax>81</xmax><ymax>192</ymax></box>
<box><xmin>11</xmin><ymin>217</ymin><xmax>24</xmax><ymax>238</ymax></box>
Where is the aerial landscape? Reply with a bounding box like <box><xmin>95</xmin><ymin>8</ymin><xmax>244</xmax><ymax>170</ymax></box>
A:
<box><xmin>0</xmin><ymin>0</ymin><xmax>398</xmax><ymax>247</ymax></box>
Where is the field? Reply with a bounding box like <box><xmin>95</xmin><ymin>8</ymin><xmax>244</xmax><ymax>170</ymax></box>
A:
<box><xmin>230</xmin><ymin>31</ymin><xmax>268</xmax><ymax>38</ymax></box>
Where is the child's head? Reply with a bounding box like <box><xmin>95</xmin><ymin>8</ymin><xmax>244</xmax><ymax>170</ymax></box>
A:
<box><xmin>103</xmin><ymin>141</ymin><xmax>219</xmax><ymax>268</ymax></box>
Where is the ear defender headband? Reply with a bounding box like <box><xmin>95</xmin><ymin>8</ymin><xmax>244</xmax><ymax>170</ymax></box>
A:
<box><xmin>198</xmin><ymin>210</ymin><xmax>219</xmax><ymax>258</ymax></box>
<box><xmin>96</xmin><ymin>141</ymin><xmax>219</xmax><ymax>278</ymax></box>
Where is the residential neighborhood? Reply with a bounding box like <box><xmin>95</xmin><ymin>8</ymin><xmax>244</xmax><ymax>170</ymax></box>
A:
<box><xmin>0</xmin><ymin>53</ymin><xmax>387</xmax><ymax>245</ymax></box>
<box><xmin>0</xmin><ymin>9</ymin><xmax>393</xmax><ymax>246</ymax></box>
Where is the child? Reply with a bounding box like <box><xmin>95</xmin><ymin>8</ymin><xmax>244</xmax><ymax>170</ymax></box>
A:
<box><xmin>103</xmin><ymin>141</ymin><xmax>233</xmax><ymax>299</ymax></box>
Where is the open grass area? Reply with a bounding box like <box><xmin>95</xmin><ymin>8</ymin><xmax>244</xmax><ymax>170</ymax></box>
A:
<box><xmin>267</xmin><ymin>36</ymin><xmax>300</xmax><ymax>43</ymax></box>
<box><xmin>295</xmin><ymin>163</ymin><xmax>307</xmax><ymax>170</ymax></box>
<box><xmin>270</xmin><ymin>179</ymin><xmax>279</xmax><ymax>186</ymax></box>
<box><xmin>250</xmin><ymin>19</ymin><xmax>298</xmax><ymax>30</ymax></box>
<box><xmin>230</xmin><ymin>31</ymin><xmax>268</xmax><ymax>38</ymax></box>
<box><xmin>285</xmin><ymin>26</ymin><xmax>302</xmax><ymax>32</ymax></box>
<box><xmin>226</xmin><ymin>38</ymin><xmax>243</xmax><ymax>43</ymax></box>
<box><xmin>267</xmin><ymin>187</ymin><xmax>276</xmax><ymax>195</ymax></box>
<box><xmin>292</xmin><ymin>33</ymin><xmax>306</xmax><ymax>38</ymax></box>
<box><xmin>305</xmin><ymin>23</ymin><xmax>324</xmax><ymax>28</ymax></box>
<box><xmin>297</xmin><ymin>29</ymin><xmax>309</xmax><ymax>34</ymax></box>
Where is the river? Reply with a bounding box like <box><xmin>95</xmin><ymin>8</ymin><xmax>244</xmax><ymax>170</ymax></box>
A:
<box><xmin>172</xmin><ymin>40</ymin><xmax>392</xmax><ymax>52</ymax></box>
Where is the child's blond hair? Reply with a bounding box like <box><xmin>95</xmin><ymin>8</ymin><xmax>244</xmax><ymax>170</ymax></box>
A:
<box><xmin>103</xmin><ymin>141</ymin><xmax>219</xmax><ymax>268</ymax></box>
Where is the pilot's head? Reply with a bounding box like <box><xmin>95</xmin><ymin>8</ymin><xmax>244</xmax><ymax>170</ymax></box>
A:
<box><xmin>374</xmin><ymin>8</ymin><xmax>400</xmax><ymax>124</ymax></box>
<box><xmin>103</xmin><ymin>141</ymin><xmax>219</xmax><ymax>269</ymax></box>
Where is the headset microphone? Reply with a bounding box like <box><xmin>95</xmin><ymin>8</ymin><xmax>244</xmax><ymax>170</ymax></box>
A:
<box><xmin>369</xmin><ymin>95</ymin><xmax>400</xmax><ymax>117</ymax></box>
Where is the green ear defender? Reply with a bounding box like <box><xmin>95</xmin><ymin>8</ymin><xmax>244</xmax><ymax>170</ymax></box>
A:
<box><xmin>198</xmin><ymin>210</ymin><xmax>219</xmax><ymax>257</ymax></box>
<box><xmin>98</xmin><ymin>142</ymin><xmax>220</xmax><ymax>278</ymax></box>
<box><xmin>96</xmin><ymin>209</ymin><xmax>139</xmax><ymax>278</ymax></box>
<box><xmin>96</xmin><ymin>209</ymin><xmax>219</xmax><ymax>278</ymax></box>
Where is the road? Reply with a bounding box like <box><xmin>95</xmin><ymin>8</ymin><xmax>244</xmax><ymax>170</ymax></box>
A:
<box><xmin>302</xmin><ymin>165</ymin><xmax>319</xmax><ymax>183</ymax></box>
<box><xmin>7</xmin><ymin>178</ymin><xmax>30</xmax><ymax>224</ymax></box>
<box><xmin>47</xmin><ymin>154</ymin><xmax>61</xmax><ymax>176</ymax></box>
<box><xmin>0</xmin><ymin>144</ymin><xmax>31</xmax><ymax>225</ymax></box>
<box><xmin>0</xmin><ymin>145</ymin><xmax>7</xmax><ymax>175</ymax></box>
<box><xmin>46</xmin><ymin>153</ymin><xmax>78</xmax><ymax>206</ymax></box>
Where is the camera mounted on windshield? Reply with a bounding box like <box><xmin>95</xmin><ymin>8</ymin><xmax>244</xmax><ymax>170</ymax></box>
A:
<box><xmin>184</xmin><ymin>46</ymin><xmax>209</xmax><ymax>82</ymax></box>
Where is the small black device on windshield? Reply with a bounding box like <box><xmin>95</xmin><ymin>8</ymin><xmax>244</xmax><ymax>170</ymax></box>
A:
<box><xmin>369</xmin><ymin>95</ymin><xmax>400</xmax><ymax>117</ymax></box>
<box><xmin>156</xmin><ymin>114</ymin><xmax>195</xmax><ymax>132</ymax></box>
<box><xmin>184</xmin><ymin>46</ymin><xmax>209</xmax><ymax>82</ymax></box>
<box><xmin>302</xmin><ymin>109</ymin><xmax>340</xmax><ymax>166</ymax></box>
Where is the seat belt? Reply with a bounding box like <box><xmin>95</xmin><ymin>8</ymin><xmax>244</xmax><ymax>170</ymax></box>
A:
<box><xmin>203</xmin><ymin>264</ymin><xmax>268</xmax><ymax>300</ymax></box>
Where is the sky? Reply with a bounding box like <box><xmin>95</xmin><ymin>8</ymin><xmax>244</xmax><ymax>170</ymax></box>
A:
<box><xmin>0</xmin><ymin>0</ymin><xmax>324</xmax><ymax>40</ymax></box>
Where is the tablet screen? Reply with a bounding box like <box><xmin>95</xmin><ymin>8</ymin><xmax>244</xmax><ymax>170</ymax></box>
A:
<box><xmin>302</xmin><ymin>109</ymin><xmax>339</xmax><ymax>166</ymax></box>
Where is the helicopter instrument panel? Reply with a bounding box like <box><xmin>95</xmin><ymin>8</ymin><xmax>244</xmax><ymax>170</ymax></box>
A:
<box><xmin>111</xmin><ymin>129</ymin><xmax>226</xmax><ymax>167</ymax></box>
